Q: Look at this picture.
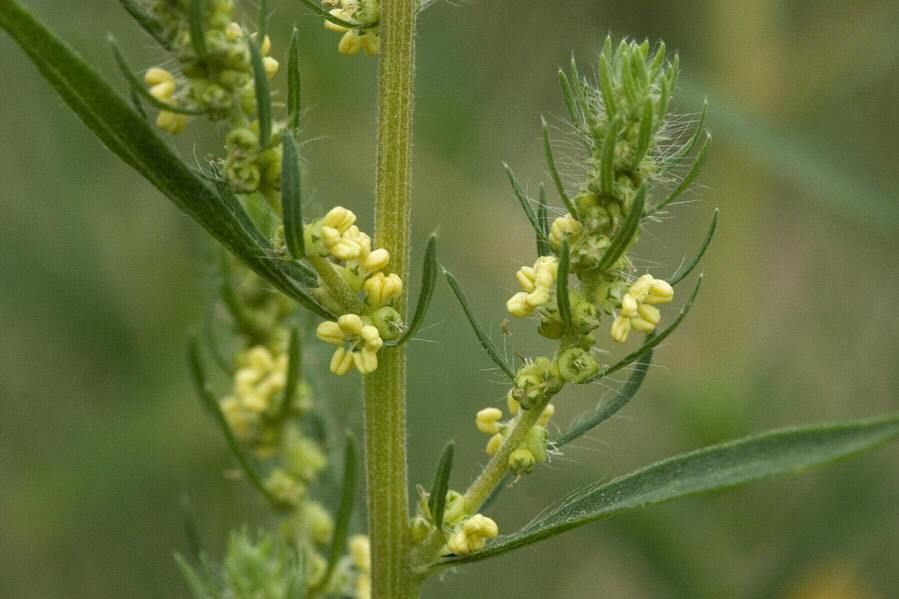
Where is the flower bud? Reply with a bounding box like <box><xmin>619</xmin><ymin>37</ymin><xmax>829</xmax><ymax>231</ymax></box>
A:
<box><xmin>610</xmin><ymin>314</ymin><xmax>631</xmax><ymax>344</ymax></box>
<box><xmin>337</xmin><ymin>313</ymin><xmax>364</xmax><ymax>335</ymax></box>
<box><xmin>322</xmin><ymin>206</ymin><xmax>356</xmax><ymax>232</ymax></box>
<box><xmin>329</xmin><ymin>347</ymin><xmax>354</xmax><ymax>375</ymax></box>
<box><xmin>475</xmin><ymin>407</ymin><xmax>503</xmax><ymax>434</ymax></box>
<box><xmin>573</xmin><ymin>301</ymin><xmax>600</xmax><ymax>332</ymax></box>
<box><xmin>526</xmin><ymin>425</ymin><xmax>549</xmax><ymax>463</ymax></box>
<box><xmin>371</xmin><ymin>306</ymin><xmax>403</xmax><ymax>340</ymax></box>
<box><xmin>485</xmin><ymin>433</ymin><xmax>503</xmax><ymax>456</ymax></box>
<box><xmin>360</xmin><ymin>33</ymin><xmax>380</xmax><ymax>55</ymax></box>
<box><xmin>508</xmin><ymin>448</ymin><xmax>536</xmax><ymax>474</ymax></box>
<box><xmin>364</xmin><ymin>248</ymin><xmax>390</xmax><ymax>272</ymax></box>
<box><xmin>506</xmin><ymin>291</ymin><xmax>532</xmax><ymax>318</ymax></box>
<box><xmin>353</xmin><ymin>348</ymin><xmax>379</xmax><ymax>374</ymax></box>
<box><xmin>557</xmin><ymin>347</ymin><xmax>600</xmax><ymax>383</ymax></box>
<box><xmin>644</xmin><ymin>279</ymin><xmax>674</xmax><ymax>304</ymax></box>
<box><xmin>338</xmin><ymin>31</ymin><xmax>362</xmax><ymax>55</ymax></box>
<box><xmin>538</xmin><ymin>317</ymin><xmax>563</xmax><ymax>339</ymax></box>
<box><xmin>262</xmin><ymin>56</ymin><xmax>279</xmax><ymax>79</ymax></box>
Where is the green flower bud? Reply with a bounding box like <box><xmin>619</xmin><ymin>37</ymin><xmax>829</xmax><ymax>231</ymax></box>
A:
<box><xmin>508</xmin><ymin>448</ymin><xmax>536</xmax><ymax>474</ymax></box>
<box><xmin>538</xmin><ymin>316</ymin><xmax>563</xmax><ymax>339</ymax></box>
<box><xmin>575</xmin><ymin>191</ymin><xmax>600</xmax><ymax>213</ymax></box>
<box><xmin>410</xmin><ymin>515</ymin><xmax>433</xmax><ymax>543</ymax></box>
<box><xmin>572</xmin><ymin>301</ymin><xmax>600</xmax><ymax>333</ymax></box>
<box><xmin>526</xmin><ymin>425</ymin><xmax>548</xmax><ymax>464</ymax></box>
<box><xmin>557</xmin><ymin>347</ymin><xmax>600</xmax><ymax>383</ymax></box>
<box><xmin>226</xmin><ymin>127</ymin><xmax>258</xmax><ymax>152</ymax></box>
<box><xmin>225</xmin><ymin>158</ymin><xmax>261</xmax><ymax>193</ymax></box>
<box><xmin>371</xmin><ymin>306</ymin><xmax>403</xmax><ymax>340</ymax></box>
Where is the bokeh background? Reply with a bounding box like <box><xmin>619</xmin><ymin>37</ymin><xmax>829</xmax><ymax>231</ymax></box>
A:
<box><xmin>2</xmin><ymin>1</ymin><xmax>898</xmax><ymax>597</ymax></box>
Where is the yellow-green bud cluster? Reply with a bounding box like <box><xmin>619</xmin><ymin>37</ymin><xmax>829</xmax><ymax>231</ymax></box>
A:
<box><xmin>510</xmin><ymin>357</ymin><xmax>564</xmax><ymax>410</ymax></box>
<box><xmin>322</xmin><ymin>0</ymin><xmax>380</xmax><ymax>56</ymax></box>
<box><xmin>316</xmin><ymin>314</ymin><xmax>384</xmax><ymax>376</ymax></box>
<box><xmin>478</xmin><ymin>398</ymin><xmax>554</xmax><ymax>475</ymax></box>
<box><xmin>610</xmin><ymin>274</ymin><xmax>673</xmax><ymax>343</ymax></box>
<box><xmin>506</xmin><ymin>256</ymin><xmax>559</xmax><ymax>318</ymax></box>
<box><xmin>348</xmin><ymin>535</ymin><xmax>372</xmax><ymax>599</ymax></box>
<box><xmin>220</xmin><ymin>345</ymin><xmax>290</xmax><ymax>449</ymax></box>
<box><xmin>446</xmin><ymin>514</ymin><xmax>499</xmax><ymax>556</ymax></box>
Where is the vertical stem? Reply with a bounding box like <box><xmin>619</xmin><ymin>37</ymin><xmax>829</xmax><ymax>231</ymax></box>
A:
<box><xmin>364</xmin><ymin>1</ymin><xmax>418</xmax><ymax>597</ymax></box>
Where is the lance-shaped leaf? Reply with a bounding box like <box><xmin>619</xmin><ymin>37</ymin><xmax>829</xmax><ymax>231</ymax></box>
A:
<box><xmin>556</xmin><ymin>350</ymin><xmax>653</xmax><ymax>448</ymax></box>
<box><xmin>556</xmin><ymin>239</ymin><xmax>572</xmax><ymax>328</ymax></box>
<box><xmin>599</xmin><ymin>116</ymin><xmax>622</xmax><ymax>196</ymax></box>
<box><xmin>648</xmin><ymin>41</ymin><xmax>666</xmax><ymax>80</ymax></box>
<box><xmin>179</xmin><ymin>495</ymin><xmax>205</xmax><ymax>562</ymax></box>
<box><xmin>287</xmin><ymin>27</ymin><xmax>302</xmax><ymax>138</ymax></box>
<box><xmin>440</xmin><ymin>412</ymin><xmax>899</xmax><ymax>565</ymax></box>
<box><xmin>632</xmin><ymin>99</ymin><xmax>654</xmax><ymax>169</ymax></box>
<box><xmin>278</xmin><ymin>327</ymin><xmax>302</xmax><ymax>422</ymax></box>
<box><xmin>597</xmin><ymin>52</ymin><xmax>618</xmax><ymax>121</ymax></box>
<box><xmin>503</xmin><ymin>163</ymin><xmax>548</xmax><ymax>243</ymax></box>
<box><xmin>443</xmin><ymin>269</ymin><xmax>515</xmax><ymax>380</ymax></box>
<box><xmin>537</xmin><ymin>186</ymin><xmax>551</xmax><ymax>257</ymax></box>
<box><xmin>249</xmin><ymin>40</ymin><xmax>272</xmax><ymax>148</ymax></box>
<box><xmin>294</xmin><ymin>0</ymin><xmax>378</xmax><ymax>29</ymax></box>
<box><xmin>188</xmin><ymin>0</ymin><xmax>208</xmax><ymax>61</ymax></box>
<box><xmin>174</xmin><ymin>553</ymin><xmax>211</xmax><ymax>599</ymax></box>
<box><xmin>118</xmin><ymin>0</ymin><xmax>171</xmax><ymax>49</ymax></box>
<box><xmin>557</xmin><ymin>69</ymin><xmax>583</xmax><ymax>132</ymax></box>
<box><xmin>188</xmin><ymin>339</ymin><xmax>283</xmax><ymax>509</ymax></box>
<box><xmin>662</xmin><ymin>98</ymin><xmax>708</xmax><ymax>172</ymax></box>
<box><xmin>392</xmin><ymin>233</ymin><xmax>439</xmax><ymax>346</ymax></box>
<box><xmin>542</xmin><ymin>117</ymin><xmax>577</xmax><ymax>217</ymax></box>
<box><xmin>310</xmin><ymin>433</ymin><xmax>357</xmax><ymax>595</ymax></box>
<box><xmin>596</xmin><ymin>184</ymin><xmax>646</xmax><ymax>273</ymax></box>
<box><xmin>257</xmin><ymin>0</ymin><xmax>269</xmax><ymax>38</ymax></box>
<box><xmin>428</xmin><ymin>442</ymin><xmax>455</xmax><ymax>530</ymax></box>
<box><xmin>654</xmin><ymin>132</ymin><xmax>711</xmax><ymax>214</ymax></box>
<box><xmin>670</xmin><ymin>208</ymin><xmax>718</xmax><ymax>286</ymax></box>
<box><xmin>108</xmin><ymin>36</ymin><xmax>205</xmax><ymax>115</ymax></box>
<box><xmin>589</xmin><ymin>275</ymin><xmax>702</xmax><ymax>383</ymax></box>
<box><xmin>281</xmin><ymin>135</ymin><xmax>305</xmax><ymax>259</ymax></box>
<box><xmin>0</xmin><ymin>1</ymin><xmax>332</xmax><ymax>318</ymax></box>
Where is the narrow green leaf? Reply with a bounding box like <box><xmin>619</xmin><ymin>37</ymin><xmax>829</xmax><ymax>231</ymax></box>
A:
<box><xmin>188</xmin><ymin>339</ymin><xmax>282</xmax><ymax>508</ymax></box>
<box><xmin>188</xmin><ymin>0</ymin><xmax>208</xmax><ymax>62</ymax></box>
<box><xmin>279</xmin><ymin>328</ymin><xmax>302</xmax><ymax>421</ymax></box>
<box><xmin>129</xmin><ymin>87</ymin><xmax>147</xmax><ymax>120</ymax></box>
<box><xmin>557</xmin><ymin>69</ymin><xmax>581</xmax><ymax>128</ymax></box>
<box><xmin>556</xmin><ymin>239</ymin><xmax>572</xmax><ymax>327</ymax></box>
<box><xmin>281</xmin><ymin>135</ymin><xmax>305</xmax><ymax>259</ymax></box>
<box><xmin>654</xmin><ymin>132</ymin><xmax>711</xmax><ymax>214</ymax></box>
<box><xmin>541</xmin><ymin>117</ymin><xmax>577</xmax><ymax>217</ymax></box>
<box><xmin>599</xmin><ymin>116</ymin><xmax>621</xmax><ymax>196</ymax></box>
<box><xmin>648</xmin><ymin>41</ymin><xmax>666</xmax><ymax>79</ymax></box>
<box><xmin>250</xmin><ymin>40</ymin><xmax>272</xmax><ymax>148</ymax></box>
<box><xmin>108</xmin><ymin>36</ymin><xmax>204</xmax><ymax>115</ymax></box>
<box><xmin>0</xmin><ymin>1</ymin><xmax>332</xmax><ymax>318</ymax></box>
<box><xmin>117</xmin><ymin>0</ymin><xmax>171</xmax><ymax>50</ymax></box>
<box><xmin>310</xmin><ymin>433</ymin><xmax>357</xmax><ymax>595</ymax></box>
<box><xmin>443</xmin><ymin>269</ymin><xmax>515</xmax><ymax>380</ymax></box>
<box><xmin>441</xmin><ymin>412</ymin><xmax>899</xmax><ymax>565</ymax></box>
<box><xmin>556</xmin><ymin>350</ymin><xmax>652</xmax><ymax>448</ymax></box>
<box><xmin>589</xmin><ymin>275</ymin><xmax>702</xmax><ymax>383</ymax></box>
<box><xmin>257</xmin><ymin>0</ymin><xmax>269</xmax><ymax>39</ymax></box>
<box><xmin>503</xmin><ymin>163</ymin><xmax>548</xmax><ymax>243</ymax></box>
<box><xmin>179</xmin><ymin>495</ymin><xmax>204</xmax><ymax>561</ymax></box>
<box><xmin>536</xmin><ymin>186</ymin><xmax>551</xmax><ymax>257</ymax></box>
<box><xmin>662</xmin><ymin>98</ymin><xmax>708</xmax><ymax>171</ymax></box>
<box><xmin>669</xmin><ymin>208</ymin><xmax>718</xmax><ymax>286</ymax></box>
<box><xmin>428</xmin><ymin>442</ymin><xmax>455</xmax><ymax>530</ymax></box>
<box><xmin>287</xmin><ymin>27</ymin><xmax>302</xmax><ymax>138</ymax></box>
<box><xmin>656</xmin><ymin>75</ymin><xmax>672</xmax><ymax>127</ymax></box>
<box><xmin>174</xmin><ymin>553</ymin><xmax>209</xmax><ymax>599</ymax></box>
<box><xmin>393</xmin><ymin>233</ymin><xmax>439</xmax><ymax>346</ymax></box>
<box><xmin>596</xmin><ymin>184</ymin><xmax>646</xmax><ymax>273</ymax></box>
<box><xmin>294</xmin><ymin>0</ymin><xmax>378</xmax><ymax>29</ymax></box>
<box><xmin>632</xmin><ymin>99</ymin><xmax>654</xmax><ymax>169</ymax></box>
<box><xmin>597</xmin><ymin>53</ymin><xmax>618</xmax><ymax>121</ymax></box>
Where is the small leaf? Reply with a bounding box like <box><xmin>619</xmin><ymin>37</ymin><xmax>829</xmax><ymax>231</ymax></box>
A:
<box><xmin>600</xmin><ymin>116</ymin><xmax>621</xmax><ymax>196</ymax></box>
<box><xmin>632</xmin><ymin>99</ymin><xmax>654</xmax><ymax>169</ymax></box>
<box><xmin>250</xmin><ymin>41</ymin><xmax>272</xmax><ymax>148</ymax></box>
<box><xmin>669</xmin><ymin>208</ymin><xmax>718</xmax><ymax>286</ymax></box>
<box><xmin>310</xmin><ymin>433</ymin><xmax>357</xmax><ymax>595</ymax></box>
<box><xmin>654</xmin><ymin>132</ymin><xmax>711</xmax><ymax>214</ymax></box>
<box><xmin>393</xmin><ymin>233</ymin><xmax>439</xmax><ymax>346</ymax></box>
<box><xmin>174</xmin><ymin>553</ymin><xmax>209</xmax><ymax>599</ymax></box>
<box><xmin>287</xmin><ymin>27</ymin><xmax>302</xmax><ymax>138</ymax></box>
<box><xmin>556</xmin><ymin>239</ymin><xmax>572</xmax><ymax>328</ymax></box>
<box><xmin>257</xmin><ymin>0</ymin><xmax>269</xmax><ymax>39</ymax></box>
<box><xmin>596</xmin><ymin>184</ymin><xmax>646</xmax><ymax>273</ymax></box>
<box><xmin>428</xmin><ymin>442</ymin><xmax>455</xmax><ymax>530</ymax></box>
<box><xmin>541</xmin><ymin>117</ymin><xmax>577</xmax><ymax>217</ymax></box>
<box><xmin>444</xmin><ymin>269</ymin><xmax>515</xmax><ymax>380</ymax></box>
<box><xmin>536</xmin><ymin>186</ymin><xmax>551</xmax><ymax>257</ymax></box>
<box><xmin>440</xmin><ymin>412</ymin><xmax>899</xmax><ymax>565</ymax></box>
<box><xmin>281</xmin><ymin>135</ymin><xmax>306</xmax><ymax>259</ymax></box>
<box><xmin>118</xmin><ymin>0</ymin><xmax>171</xmax><ymax>49</ymax></box>
<box><xmin>556</xmin><ymin>350</ymin><xmax>652</xmax><ymax>448</ymax></box>
<box><xmin>295</xmin><ymin>0</ymin><xmax>378</xmax><ymax>29</ymax></box>
<box><xmin>557</xmin><ymin>69</ymin><xmax>581</xmax><ymax>129</ymax></box>
<box><xmin>108</xmin><ymin>36</ymin><xmax>204</xmax><ymax>115</ymax></box>
<box><xmin>648</xmin><ymin>41</ymin><xmax>666</xmax><ymax>79</ymax></box>
<box><xmin>279</xmin><ymin>327</ymin><xmax>302</xmax><ymax>421</ymax></box>
<box><xmin>597</xmin><ymin>53</ymin><xmax>618</xmax><ymax>121</ymax></box>
<box><xmin>590</xmin><ymin>274</ymin><xmax>702</xmax><ymax>382</ymax></box>
<box><xmin>503</xmin><ymin>163</ymin><xmax>548</xmax><ymax>243</ymax></box>
<box><xmin>188</xmin><ymin>339</ymin><xmax>281</xmax><ymax>508</ymax></box>
<box><xmin>179</xmin><ymin>495</ymin><xmax>204</xmax><ymax>562</ymax></box>
<box><xmin>188</xmin><ymin>0</ymin><xmax>208</xmax><ymax>62</ymax></box>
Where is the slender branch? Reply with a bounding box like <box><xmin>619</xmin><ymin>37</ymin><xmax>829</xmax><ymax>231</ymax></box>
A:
<box><xmin>363</xmin><ymin>0</ymin><xmax>420</xmax><ymax>597</ymax></box>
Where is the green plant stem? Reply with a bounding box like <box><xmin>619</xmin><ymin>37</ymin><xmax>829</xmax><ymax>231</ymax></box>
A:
<box><xmin>306</xmin><ymin>255</ymin><xmax>364</xmax><ymax>314</ymax></box>
<box><xmin>462</xmin><ymin>394</ymin><xmax>554</xmax><ymax>513</ymax></box>
<box><xmin>363</xmin><ymin>0</ymin><xmax>419</xmax><ymax>597</ymax></box>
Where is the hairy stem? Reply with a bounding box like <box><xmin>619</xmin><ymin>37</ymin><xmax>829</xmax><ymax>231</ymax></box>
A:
<box><xmin>363</xmin><ymin>0</ymin><xmax>419</xmax><ymax>597</ymax></box>
<box><xmin>306</xmin><ymin>255</ymin><xmax>364</xmax><ymax>314</ymax></box>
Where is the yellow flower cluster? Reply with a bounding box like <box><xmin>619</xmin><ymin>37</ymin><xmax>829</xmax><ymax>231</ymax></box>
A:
<box><xmin>506</xmin><ymin>256</ymin><xmax>559</xmax><ymax>318</ymax></box>
<box><xmin>477</xmin><ymin>398</ymin><xmax>554</xmax><ymax>475</ymax></box>
<box><xmin>220</xmin><ymin>346</ymin><xmax>289</xmax><ymax>447</ymax></box>
<box><xmin>322</xmin><ymin>0</ymin><xmax>380</xmax><ymax>56</ymax></box>
<box><xmin>610</xmin><ymin>274</ymin><xmax>674</xmax><ymax>343</ymax></box>
<box><xmin>548</xmin><ymin>213</ymin><xmax>583</xmax><ymax>248</ymax></box>
<box><xmin>316</xmin><ymin>314</ymin><xmax>384</xmax><ymax>375</ymax></box>
<box><xmin>446</xmin><ymin>514</ymin><xmax>499</xmax><ymax>556</ymax></box>
<box><xmin>144</xmin><ymin>67</ymin><xmax>188</xmax><ymax>134</ymax></box>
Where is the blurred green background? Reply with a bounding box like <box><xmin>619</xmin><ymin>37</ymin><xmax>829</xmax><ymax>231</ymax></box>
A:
<box><xmin>2</xmin><ymin>1</ymin><xmax>898</xmax><ymax>597</ymax></box>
